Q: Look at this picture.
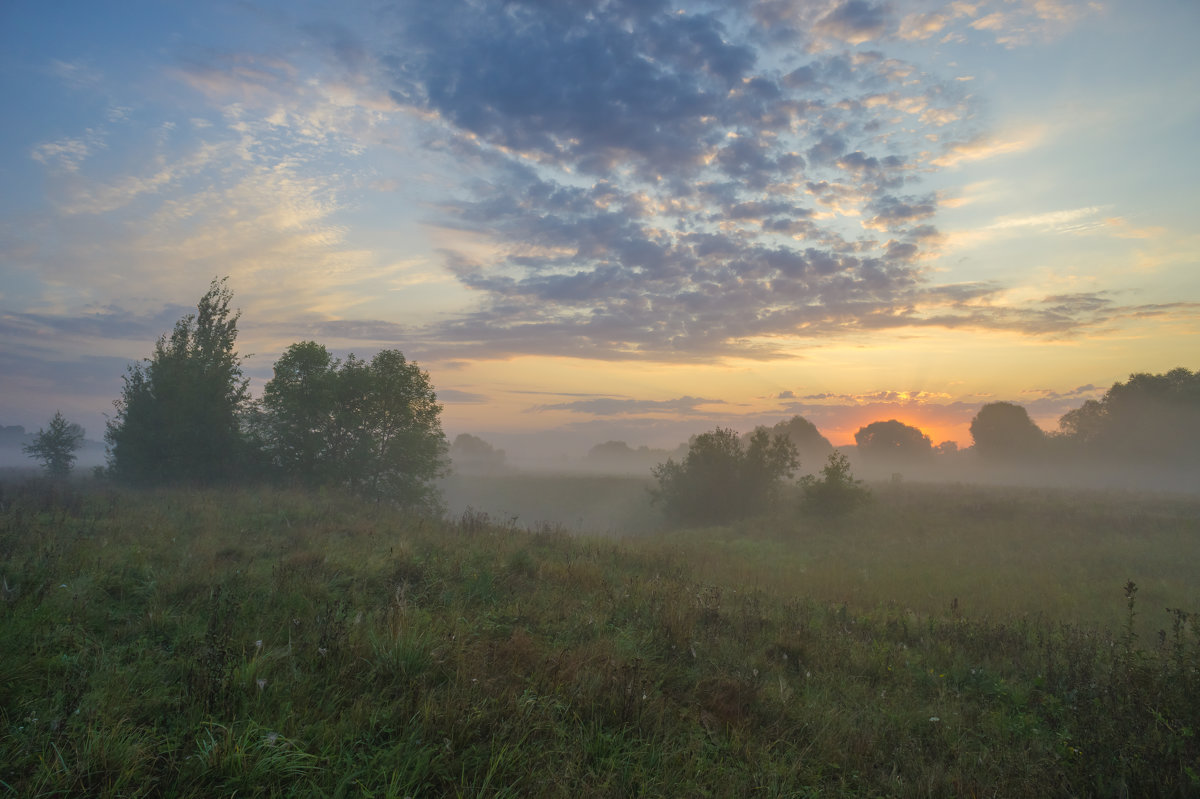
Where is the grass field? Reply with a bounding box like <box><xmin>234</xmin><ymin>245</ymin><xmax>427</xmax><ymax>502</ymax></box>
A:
<box><xmin>1</xmin><ymin>477</ymin><xmax>1197</xmax><ymax>797</ymax></box>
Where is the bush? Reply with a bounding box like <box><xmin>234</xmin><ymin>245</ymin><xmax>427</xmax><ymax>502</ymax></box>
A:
<box><xmin>799</xmin><ymin>452</ymin><xmax>870</xmax><ymax>517</ymax></box>
<box><xmin>651</xmin><ymin>427</ymin><xmax>797</xmax><ymax>524</ymax></box>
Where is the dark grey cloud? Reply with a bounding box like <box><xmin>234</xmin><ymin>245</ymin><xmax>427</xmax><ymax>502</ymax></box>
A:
<box><xmin>389</xmin><ymin>0</ymin><xmax>757</xmax><ymax>179</ymax></box>
<box><xmin>0</xmin><ymin>304</ymin><xmax>191</xmax><ymax>343</ymax></box>
<box><xmin>364</xmin><ymin>1</ymin><xmax>1137</xmax><ymax>361</ymax></box>
<box><xmin>865</xmin><ymin>193</ymin><xmax>937</xmax><ymax>230</ymax></box>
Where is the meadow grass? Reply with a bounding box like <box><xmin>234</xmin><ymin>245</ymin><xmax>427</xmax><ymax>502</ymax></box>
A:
<box><xmin>0</xmin><ymin>477</ymin><xmax>1197</xmax><ymax>797</ymax></box>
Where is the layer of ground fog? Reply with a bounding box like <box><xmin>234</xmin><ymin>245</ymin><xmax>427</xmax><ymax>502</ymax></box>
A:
<box><xmin>1</xmin><ymin>478</ymin><xmax>1197</xmax><ymax>797</ymax></box>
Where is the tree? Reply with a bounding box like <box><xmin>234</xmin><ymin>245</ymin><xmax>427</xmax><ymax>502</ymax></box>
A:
<box><xmin>799</xmin><ymin>452</ymin><xmax>870</xmax><ymax>517</ymax></box>
<box><xmin>261</xmin><ymin>343</ymin><xmax>449</xmax><ymax>508</ymax></box>
<box><xmin>260</xmin><ymin>341</ymin><xmax>340</xmax><ymax>485</ymax></box>
<box><xmin>23</xmin><ymin>411</ymin><xmax>84</xmax><ymax>479</ymax></box>
<box><xmin>651</xmin><ymin>427</ymin><xmax>797</xmax><ymax>524</ymax></box>
<box><xmin>105</xmin><ymin>278</ymin><xmax>251</xmax><ymax>485</ymax></box>
<box><xmin>753</xmin><ymin>416</ymin><xmax>833</xmax><ymax>474</ymax></box>
<box><xmin>969</xmin><ymin>402</ymin><xmax>1046</xmax><ymax>461</ymax></box>
<box><xmin>586</xmin><ymin>440</ymin><xmax>685</xmax><ymax>473</ymax></box>
<box><xmin>449</xmin><ymin>434</ymin><xmax>508</xmax><ymax>474</ymax></box>
<box><xmin>853</xmin><ymin>419</ymin><xmax>932</xmax><ymax>466</ymax></box>
<box><xmin>934</xmin><ymin>440</ymin><xmax>959</xmax><ymax>456</ymax></box>
<box><xmin>1058</xmin><ymin>367</ymin><xmax>1200</xmax><ymax>465</ymax></box>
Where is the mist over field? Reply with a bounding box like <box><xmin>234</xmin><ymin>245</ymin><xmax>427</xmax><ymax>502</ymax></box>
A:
<box><xmin>4</xmin><ymin>0</ymin><xmax>1200</xmax><ymax>794</ymax></box>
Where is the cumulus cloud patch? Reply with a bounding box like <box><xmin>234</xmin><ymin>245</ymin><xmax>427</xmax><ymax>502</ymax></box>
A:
<box><xmin>13</xmin><ymin>0</ymin><xmax>1117</xmax><ymax>370</ymax></box>
<box><xmin>376</xmin><ymin>0</ymin><xmax>1035</xmax><ymax>359</ymax></box>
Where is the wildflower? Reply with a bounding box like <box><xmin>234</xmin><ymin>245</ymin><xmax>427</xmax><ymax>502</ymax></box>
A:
<box><xmin>256</xmin><ymin>678</ymin><xmax>267</xmax><ymax>691</ymax></box>
<box><xmin>929</xmin><ymin>716</ymin><xmax>940</xmax><ymax>723</ymax></box>
<box><xmin>255</xmin><ymin>640</ymin><xmax>263</xmax><ymax>651</ymax></box>
<box><xmin>264</xmin><ymin>731</ymin><xmax>279</xmax><ymax>746</ymax></box>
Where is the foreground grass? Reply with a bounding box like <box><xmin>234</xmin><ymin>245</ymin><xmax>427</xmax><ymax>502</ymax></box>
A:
<box><xmin>1</xmin><ymin>481</ymin><xmax>1197</xmax><ymax>797</ymax></box>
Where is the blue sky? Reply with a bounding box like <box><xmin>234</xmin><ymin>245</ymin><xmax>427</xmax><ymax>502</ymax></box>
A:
<box><xmin>2</xmin><ymin>0</ymin><xmax>1197</xmax><ymax>457</ymax></box>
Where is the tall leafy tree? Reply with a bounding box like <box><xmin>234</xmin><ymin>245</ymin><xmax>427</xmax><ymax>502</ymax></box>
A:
<box><xmin>260</xmin><ymin>341</ymin><xmax>340</xmax><ymax>485</ymax></box>
<box><xmin>753</xmin><ymin>415</ymin><xmax>834</xmax><ymax>474</ymax></box>
<box><xmin>1058</xmin><ymin>367</ymin><xmax>1200</xmax><ymax>465</ymax></box>
<box><xmin>261</xmin><ymin>344</ymin><xmax>448</xmax><ymax>508</ymax></box>
<box><xmin>105</xmin><ymin>278</ymin><xmax>250</xmax><ymax>484</ymax></box>
<box><xmin>23</xmin><ymin>411</ymin><xmax>85</xmax><ymax>479</ymax></box>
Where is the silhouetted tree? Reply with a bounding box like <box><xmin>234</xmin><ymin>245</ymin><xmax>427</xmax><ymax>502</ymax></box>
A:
<box><xmin>449</xmin><ymin>433</ymin><xmax>508</xmax><ymax>474</ymax></box>
<box><xmin>1058</xmin><ymin>367</ymin><xmax>1200</xmax><ymax>465</ymax></box>
<box><xmin>853</xmin><ymin>419</ymin><xmax>932</xmax><ymax>465</ymax></box>
<box><xmin>652</xmin><ymin>427</ymin><xmax>797</xmax><ymax>524</ymax></box>
<box><xmin>970</xmin><ymin>402</ymin><xmax>1046</xmax><ymax>461</ymax></box>
<box><xmin>106</xmin><ymin>278</ymin><xmax>251</xmax><ymax>485</ymax></box>
<box><xmin>261</xmin><ymin>343</ymin><xmax>448</xmax><ymax>508</ymax></box>
<box><xmin>753</xmin><ymin>415</ymin><xmax>834</xmax><ymax>473</ymax></box>
<box><xmin>23</xmin><ymin>411</ymin><xmax>84</xmax><ymax>479</ymax></box>
<box><xmin>586</xmin><ymin>440</ymin><xmax>686</xmax><ymax>473</ymax></box>
<box><xmin>799</xmin><ymin>452</ymin><xmax>870</xmax><ymax>517</ymax></box>
<box><xmin>934</xmin><ymin>440</ymin><xmax>959</xmax><ymax>456</ymax></box>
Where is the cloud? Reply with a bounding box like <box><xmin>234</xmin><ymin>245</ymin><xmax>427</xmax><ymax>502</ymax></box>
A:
<box><xmin>31</xmin><ymin>128</ymin><xmax>106</xmax><ymax>173</ymax></box>
<box><xmin>373</xmin><ymin>0</ymin><xmax>1031</xmax><ymax>359</ymax></box>
<box><xmin>967</xmin><ymin>0</ymin><xmax>1103</xmax><ymax>47</ymax></box>
<box><xmin>987</xmin><ymin>206</ymin><xmax>1107</xmax><ymax>233</ymax></box>
<box><xmin>933</xmin><ymin>127</ymin><xmax>1045</xmax><ymax>168</ymax></box>
<box><xmin>438</xmin><ymin>389</ymin><xmax>490</xmax><ymax>404</ymax></box>
<box><xmin>48</xmin><ymin>59</ymin><xmax>102</xmax><ymax>91</ymax></box>
<box><xmin>1021</xmin><ymin>384</ymin><xmax>1101</xmax><ymax>402</ymax></box>
<box><xmin>941</xmin><ymin>205</ymin><xmax>1117</xmax><ymax>251</ymax></box>
<box><xmin>864</xmin><ymin>194</ymin><xmax>938</xmax><ymax>231</ymax></box>
<box><xmin>816</xmin><ymin>1</ymin><xmax>891</xmax><ymax>45</ymax></box>
<box><xmin>532</xmin><ymin>396</ymin><xmax>727</xmax><ymax>416</ymax></box>
<box><xmin>13</xmin><ymin>0</ymin><xmax>1126</xmax><ymax>376</ymax></box>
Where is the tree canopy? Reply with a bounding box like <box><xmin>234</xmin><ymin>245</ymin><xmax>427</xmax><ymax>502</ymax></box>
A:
<box><xmin>23</xmin><ymin>411</ymin><xmax>84</xmax><ymax>479</ymax></box>
<box><xmin>449</xmin><ymin>434</ymin><xmax>508</xmax><ymax>474</ymax></box>
<box><xmin>754</xmin><ymin>415</ymin><xmax>833</xmax><ymax>474</ymax></box>
<box><xmin>1058</xmin><ymin>367</ymin><xmax>1200</xmax><ymax>465</ymax></box>
<box><xmin>105</xmin><ymin>278</ymin><xmax>250</xmax><ymax>485</ymax></box>
<box><xmin>261</xmin><ymin>342</ymin><xmax>448</xmax><ymax>508</ymax></box>
<box><xmin>853</xmin><ymin>419</ymin><xmax>932</xmax><ymax>465</ymax></box>
<box><xmin>652</xmin><ymin>427</ymin><xmax>797</xmax><ymax>525</ymax></box>
<box><xmin>970</xmin><ymin>402</ymin><xmax>1046</xmax><ymax>461</ymax></box>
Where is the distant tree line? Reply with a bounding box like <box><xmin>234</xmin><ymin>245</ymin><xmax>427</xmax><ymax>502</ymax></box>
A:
<box><xmin>650</xmin><ymin>368</ymin><xmax>1198</xmax><ymax>525</ymax></box>
<box><xmin>100</xmin><ymin>279</ymin><xmax>447</xmax><ymax>509</ymax></box>
<box><xmin>967</xmin><ymin>370</ymin><xmax>1200</xmax><ymax>468</ymax></box>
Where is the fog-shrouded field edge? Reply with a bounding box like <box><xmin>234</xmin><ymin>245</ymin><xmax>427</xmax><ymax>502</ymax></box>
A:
<box><xmin>1</xmin><ymin>477</ymin><xmax>1197</xmax><ymax>797</ymax></box>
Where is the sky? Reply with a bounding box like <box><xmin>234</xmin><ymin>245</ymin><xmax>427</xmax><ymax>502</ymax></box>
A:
<box><xmin>2</xmin><ymin>0</ymin><xmax>1197</xmax><ymax>460</ymax></box>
